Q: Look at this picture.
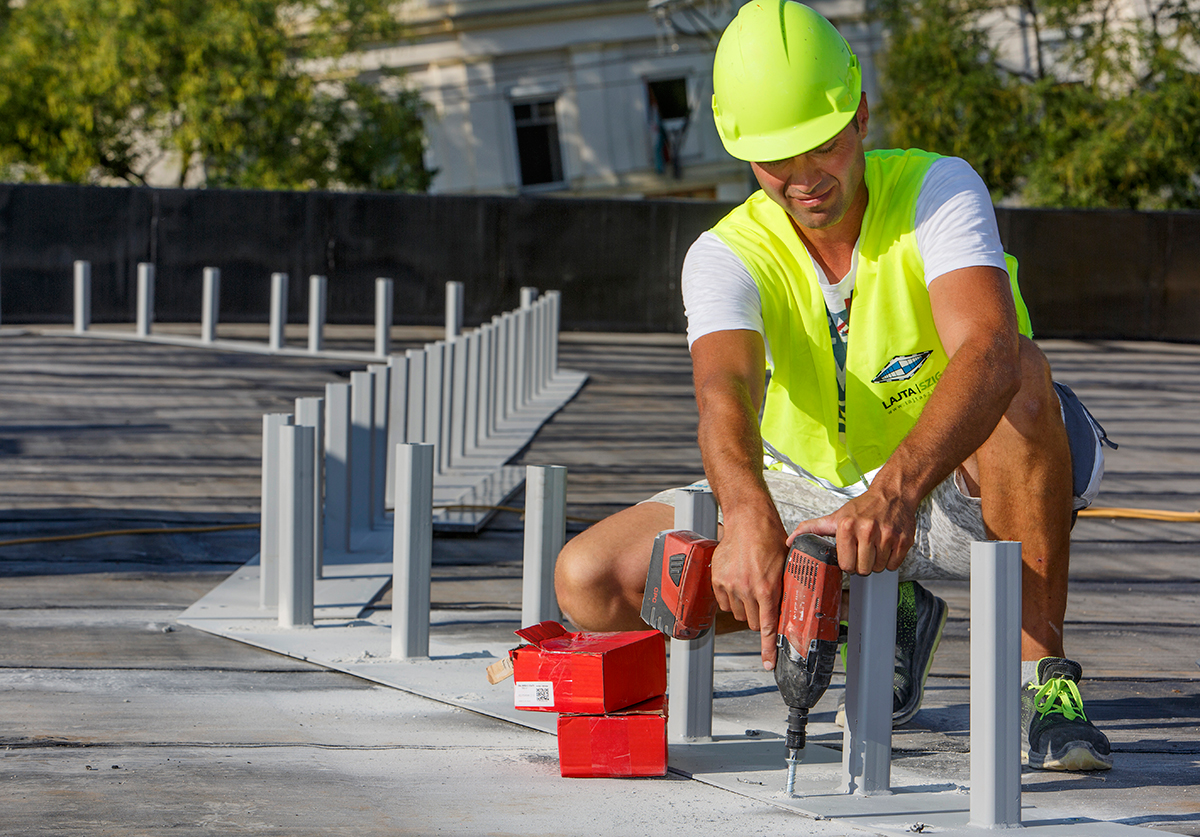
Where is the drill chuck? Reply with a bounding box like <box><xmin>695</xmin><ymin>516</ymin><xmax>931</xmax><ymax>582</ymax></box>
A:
<box><xmin>786</xmin><ymin>706</ymin><xmax>809</xmax><ymax>754</ymax></box>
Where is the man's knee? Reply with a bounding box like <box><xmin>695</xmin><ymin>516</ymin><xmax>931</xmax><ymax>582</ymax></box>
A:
<box><xmin>554</xmin><ymin>502</ymin><xmax>673</xmax><ymax>631</ymax></box>
<box><xmin>1004</xmin><ymin>337</ymin><xmax>1061</xmax><ymax>436</ymax></box>
<box><xmin>554</xmin><ymin>533</ymin><xmax>612</xmax><ymax>616</ymax></box>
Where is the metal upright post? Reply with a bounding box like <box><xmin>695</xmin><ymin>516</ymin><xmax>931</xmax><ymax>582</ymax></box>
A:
<box><xmin>505</xmin><ymin>313</ymin><xmax>519</xmax><ymax>418</ymax></box>
<box><xmin>385</xmin><ymin>355</ymin><xmax>409</xmax><ymax>508</ymax></box>
<box><xmin>970</xmin><ymin>540</ymin><xmax>1023</xmax><ymax>829</ymax></box>
<box><xmin>405</xmin><ymin>348</ymin><xmax>427</xmax><ymax>444</ymax></box>
<box><xmin>520</xmin><ymin>286</ymin><xmax>538</xmax><ymax>309</ymax></box>
<box><xmin>541</xmin><ymin>297</ymin><xmax>553</xmax><ymax>391</ymax></box>
<box><xmin>521</xmin><ymin>465</ymin><xmax>568</xmax><ymax>627</ymax></box>
<box><xmin>375</xmin><ymin>278</ymin><xmax>393</xmax><ymax>357</ymax></box>
<box><xmin>201</xmin><ymin>267</ymin><xmax>220</xmax><ymax>343</ymax></box>
<box><xmin>450</xmin><ymin>335</ymin><xmax>469</xmax><ymax>465</ymax></box>
<box><xmin>136</xmin><ymin>262</ymin><xmax>155</xmax><ymax>337</ymax></box>
<box><xmin>528</xmin><ymin>300</ymin><xmax>541</xmax><ymax>399</ymax></box>
<box><xmin>842</xmin><ymin>571</ymin><xmax>898</xmax><ymax>795</ymax></box>
<box><xmin>445</xmin><ymin>281</ymin><xmax>464</xmax><ymax>341</ymax></box>
<box><xmin>547</xmin><ymin>290</ymin><xmax>561</xmax><ymax>379</ymax></box>
<box><xmin>349</xmin><ymin>370</ymin><xmax>375</xmax><ymax>534</ymax></box>
<box><xmin>260</xmin><ymin>412</ymin><xmax>294</xmax><ymax>608</ymax></box>
<box><xmin>464</xmin><ymin>331</ymin><xmax>481</xmax><ymax>454</ymax></box>
<box><xmin>424</xmin><ymin>342</ymin><xmax>445</xmax><ymax>473</ymax></box>
<box><xmin>323</xmin><ymin>382</ymin><xmax>352</xmax><ymax>554</ymax></box>
<box><xmin>439</xmin><ymin>340</ymin><xmax>455</xmax><ymax>473</ymax></box>
<box><xmin>369</xmin><ymin>363</ymin><xmax>390</xmax><ymax>528</ymax></box>
<box><xmin>392</xmin><ymin>443</ymin><xmax>435</xmax><ymax>659</ymax></box>
<box><xmin>515</xmin><ymin>306</ymin><xmax>530</xmax><ymax>409</ymax></box>
<box><xmin>294</xmin><ymin>396</ymin><xmax>325</xmax><ymax>580</ymax></box>
<box><xmin>269</xmin><ymin>272</ymin><xmax>288</xmax><ymax>351</ymax></box>
<box><xmin>308</xmin><ymin>275</ymin><xmax>327</xmax><ymax>353</ymax></box>
<box><xmin>277</xmin><ymin>424</ymin><xmax>315</xmax><ymax>628</ymax></box>
<box><xmin>668</xmin><ymin>486</ymin><xmax>718</xmax><ymax>743</ymax></box>
<box><xmin>538</xmin><ymin>297</ymin><xmax>551</xmax><ymax>396</ymax></box>
<box><xmin>73</xmin><ymin>261</ymin><xmax>91</xmax><ymax>334</ymax></box>
<box><xmin>497</xmin><ymin>314</ymin><xmax>512</xmax><ymax>422</ymax></box>
<box><xmin>479</xmin><ymin>323</ymin><xmax>494</xmax><ymax>442</ymax></box>
<box><xmin>536</xmin><ymin>295</ymin><xmax>548</xmax><ymax>390</ymax></box>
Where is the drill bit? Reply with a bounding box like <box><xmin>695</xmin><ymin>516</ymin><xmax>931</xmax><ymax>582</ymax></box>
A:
<box><xmin>784</xmin><ymin>705</ymin><xmax>807</xmax><ymax>795</ymax></box>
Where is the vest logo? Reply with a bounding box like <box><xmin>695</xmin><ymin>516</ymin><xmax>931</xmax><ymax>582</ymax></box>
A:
<box><xmin>881</xmin><ymin>371</ymin><xmax>942</xmax><ymax>412</ymax></box>
<box><xmin>872</xmin><ymin>351</ymin><xmax>933</xmax><ymax>384</ymax></box>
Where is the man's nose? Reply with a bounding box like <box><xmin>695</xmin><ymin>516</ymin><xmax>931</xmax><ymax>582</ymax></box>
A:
<box><xmin>786</xmin><ymin>157</ymin><xmax>824</xmax><ymax>193</ymax></box>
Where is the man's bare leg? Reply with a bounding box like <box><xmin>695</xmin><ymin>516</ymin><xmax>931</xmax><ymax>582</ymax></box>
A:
<box><xmin>968</xmin><ymin>336</ymin><xmax>1073</xmax><ymax>661</ymax></box>
<box><xmin>554</xmin><ymin>501</ymin><xmax>676</xmax><ymax>630</ymax></box>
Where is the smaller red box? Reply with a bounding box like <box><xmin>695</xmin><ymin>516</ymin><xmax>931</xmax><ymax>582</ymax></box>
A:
<box><xmin>557</xmin><ymin>696</ymin><xmax>669</xmax><ymax>778</ymax></box>
<box><xmin>510</xmin><ymin>621</ymin><xmax>666</xmax><ymax>714</ymax></box>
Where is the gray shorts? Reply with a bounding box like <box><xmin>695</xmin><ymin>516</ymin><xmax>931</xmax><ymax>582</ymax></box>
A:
<box><xmin>643</xmin><ymin>382</ymin><xmax>1111</xmax><ymax>582</ymax></box>
<box><xmin>644</xmin><ymin>470</ymin><xmax>984</xmax><ymax>582</ymax></box>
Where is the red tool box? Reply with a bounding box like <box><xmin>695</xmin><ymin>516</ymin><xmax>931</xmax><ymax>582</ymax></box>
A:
<box><xmin>509</xmin><ymin>621</ymin><xmax>666</xmax><ymax>714</ymax></box>
<box><xmin>557</xmin><ymin>695</ymin><xmax>669</xmax><ymax>778</ymax></box>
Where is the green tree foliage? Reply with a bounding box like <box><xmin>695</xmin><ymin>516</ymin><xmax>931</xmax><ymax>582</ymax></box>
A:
<box><xmin>873</xmin><ymin>0</ymin><xmax>1200</xmax><ymax>209</ymax></box>
<box><xmin>872</xmin><ymin>0</ymin><xmax>1034</xmax><ymax>199</ymax></box>
<box><xmin>0</xmin><ymin>0</ymin><xmax>433</xmax><ymax>191</ymax></box>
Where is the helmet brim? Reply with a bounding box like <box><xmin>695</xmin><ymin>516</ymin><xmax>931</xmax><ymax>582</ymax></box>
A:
<box><xmin>715</xmin><ymin>104</ymin><xmax>858</xmax><ymax>163</ymax></box>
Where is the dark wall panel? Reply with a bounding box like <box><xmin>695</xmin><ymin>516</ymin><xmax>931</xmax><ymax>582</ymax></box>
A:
<box><xmin>1163</xmin><ymin>213</ymin><xmax>1200</xmax><ymax>343</ymax></box>
<box><xmin>0</xmin><ymin>183</ymin><xmax>1196</xmax><ymax>341</ymax></box>
<box><xmin>1000</xmin><ymin>209</ymin><xmax>1152</xmax><ymax>338</ymax></box>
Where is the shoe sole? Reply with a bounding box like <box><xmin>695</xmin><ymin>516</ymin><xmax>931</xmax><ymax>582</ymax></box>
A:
<box><xmin>892</xmin><ymin>593</ymin><xmax>948</xmax><ymax>726</ymax></box>
<box><xmin>1025</xmin><ymin>742</ymin><xmax>1114</xmax><ymax>772</ymax></box>
<box><xmin>832</xmin><ymin>594</ymin><xmax>948</xmax><ymax>729</ymax></box>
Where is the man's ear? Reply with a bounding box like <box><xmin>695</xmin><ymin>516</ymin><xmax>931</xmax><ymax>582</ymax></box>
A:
<box><xmin>855</xmin><ymin>93</ymin><xmax>869</xmax><ymax>135</ymax></box>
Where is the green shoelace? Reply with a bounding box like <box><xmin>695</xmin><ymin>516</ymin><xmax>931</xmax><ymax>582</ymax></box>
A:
<box><xmin>1031</xmin><ymin>677</ymin><xmax>1089</xmax><ymax>722</ymax></box>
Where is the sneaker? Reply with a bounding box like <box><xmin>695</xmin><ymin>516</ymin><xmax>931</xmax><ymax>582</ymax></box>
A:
<box><xmin>1022</xmin><ymin>657</ymin><xmax>1113</xmax><ymax>771</ymax></box>
<box><xmin>834</xmin><ymin>580</ymin><xmax>948</xmax><ymax>727</ymax></box>
<box><xmin>893</xmin><ymin>580</ymin><xmax>948</xmax><ymax>725</ymax></box>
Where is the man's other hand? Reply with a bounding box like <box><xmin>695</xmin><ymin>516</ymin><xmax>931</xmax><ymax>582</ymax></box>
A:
<box><xmin>789</xmin><ymin>490</ymin><xmax>915</xmax><ymax>576</ymax></box>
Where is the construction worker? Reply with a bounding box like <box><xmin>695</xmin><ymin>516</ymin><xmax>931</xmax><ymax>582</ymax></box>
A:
<box><xmin>555</xmin><ymin>0</ymin><xmax>1114</xmax><ymax>771</ymax></box>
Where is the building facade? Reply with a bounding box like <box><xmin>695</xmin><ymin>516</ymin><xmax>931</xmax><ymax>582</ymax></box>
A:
<box><xmin>353</xmin><ymin>0</ymin><xmax>879</xmax><ymax>199</ymax></box>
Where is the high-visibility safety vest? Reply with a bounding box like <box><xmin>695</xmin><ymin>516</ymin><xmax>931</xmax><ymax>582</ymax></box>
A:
<box><xmin>710</xmin><ymin>148</ymin><xmax>1033</xmax><ymax>489</ymax></box>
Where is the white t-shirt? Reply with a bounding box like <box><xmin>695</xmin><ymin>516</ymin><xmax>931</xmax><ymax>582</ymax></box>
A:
<box><xmin>681</xmin><ymin>156</ymin><xmax>1008</xmax><ymax>361</ymax></box>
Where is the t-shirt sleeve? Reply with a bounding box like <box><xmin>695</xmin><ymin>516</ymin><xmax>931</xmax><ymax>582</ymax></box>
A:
<box><xmin>915</xmin><ymin>157</ymin><xmax>1008</xmax><ymax>286</ymax></box>
<box><xmin>681</xmin><ymin>231</ymin><xmax>765</xmax><ymax>348</ymax></box>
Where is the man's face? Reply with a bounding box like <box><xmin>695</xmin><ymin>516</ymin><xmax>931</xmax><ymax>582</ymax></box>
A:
<box><xmin>750</xmin><ymin>101</ymin><xmax>868</xmax><ymax>233</ymax></box>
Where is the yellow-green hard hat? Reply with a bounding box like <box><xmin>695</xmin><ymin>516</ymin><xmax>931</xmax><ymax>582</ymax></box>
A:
<box><xmin>712</xmin><ymin>1</ymin><xmax>862</xmax><ymax>162</ymax></box>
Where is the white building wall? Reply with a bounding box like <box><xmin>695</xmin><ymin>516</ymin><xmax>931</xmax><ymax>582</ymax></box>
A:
<box><xmin>369</xmin><ymin>0</ymin><xmax>878</xmax><ymax>199</ymax></box>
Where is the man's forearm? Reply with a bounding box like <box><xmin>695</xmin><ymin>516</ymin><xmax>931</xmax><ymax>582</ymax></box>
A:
<box><xmin>693</xmin><ymin>356</ymin><xmax>789</xmax><ymax>663</ymax></box>
<box><xmin>695</xmin><ymin>372</ymin><xmax>780</xmax><ymax>528</ymax></box>
<box><xmin>872</xmin><ymin>332</ymin><xmax>1021</xmax><ymax>506</ymax></box>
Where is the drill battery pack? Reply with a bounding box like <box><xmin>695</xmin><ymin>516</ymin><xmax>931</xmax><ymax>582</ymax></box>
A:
<box><xmin>640</xmin><ymin>529</ymin><xmax>719</xmax><ymax>640</ymax></box>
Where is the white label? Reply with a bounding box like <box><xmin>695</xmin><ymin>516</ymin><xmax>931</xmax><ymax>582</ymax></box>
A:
<box><xmin>514</xmin><ymin>680</ymin><xmax>555</xmax><ymax>708</ymax></box>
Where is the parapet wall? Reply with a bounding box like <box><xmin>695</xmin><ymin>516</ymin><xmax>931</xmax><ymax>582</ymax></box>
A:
<box><xmin>0</xmin><ymin>183</ymin><xmax>1196</xmax><ymax>341</ymax></box>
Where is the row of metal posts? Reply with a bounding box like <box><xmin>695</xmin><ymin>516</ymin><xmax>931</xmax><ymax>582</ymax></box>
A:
<box><xmin>264</xmin><ymin>440</ymin><xmax>568</xmax><ymax>657</ymax></box>
<box><xmin>258</xmin><ymin>283</ymin><xmax>565</xmax><ymax>604</ymax></box>
<box><xmin>72</xmin><ymin>261</ymin><xmax>410</xmax><ymax>358</ymax></box>
<box><xmin>70</xmin><ymin>268</ymin><xmax>565</xmax><ymax>474</ymax></box>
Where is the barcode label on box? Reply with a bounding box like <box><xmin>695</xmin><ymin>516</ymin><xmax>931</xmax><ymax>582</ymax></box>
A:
<box><xmin>514</xmin><ymin>680</ymin><xmax>555</xmax><ymax>708</ymax></box>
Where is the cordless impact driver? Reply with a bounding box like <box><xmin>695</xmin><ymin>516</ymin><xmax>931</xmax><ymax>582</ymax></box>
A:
<box><xmin>642</xmin><ymin>530</ymin><xmax>842</xmax><ymax>794</ymax></box>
